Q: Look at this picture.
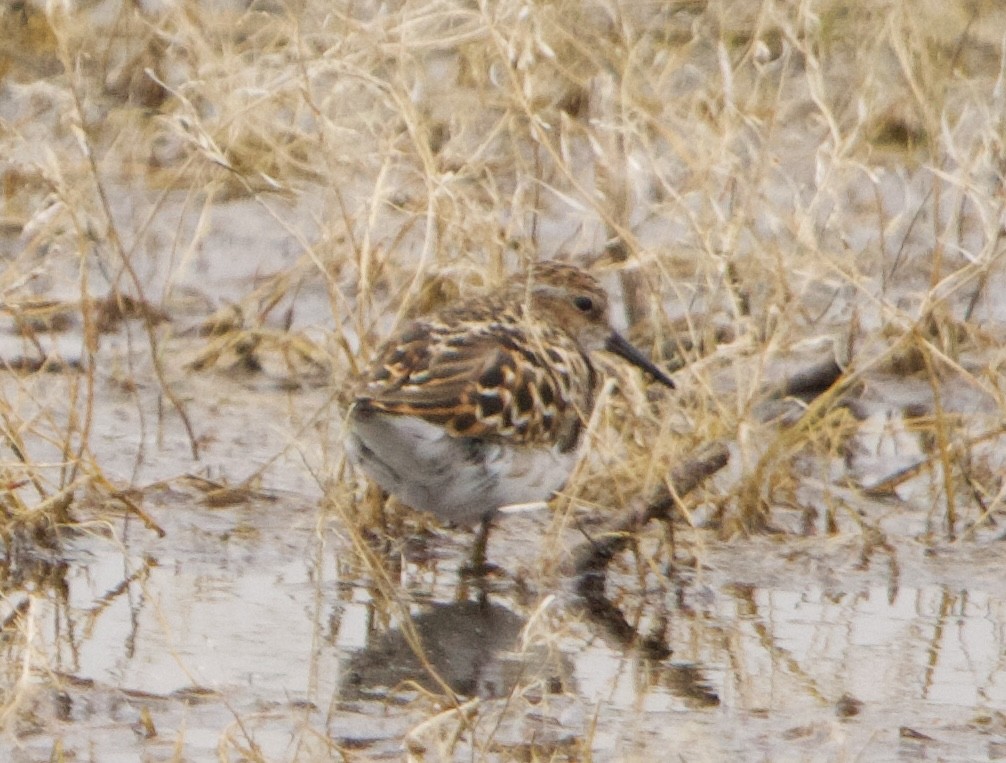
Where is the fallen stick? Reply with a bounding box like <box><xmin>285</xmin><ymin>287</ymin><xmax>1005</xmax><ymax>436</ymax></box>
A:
<box><xmin>572</xmin><ymin>440</ymin><xmax>729</xmax><ymax>651</ymax></box>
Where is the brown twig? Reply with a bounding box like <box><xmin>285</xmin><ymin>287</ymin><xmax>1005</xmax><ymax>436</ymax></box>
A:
<box><xmin>572</xmin><ymin>441</ymin><xmax>729</xmax><ymax>649</ymax></box>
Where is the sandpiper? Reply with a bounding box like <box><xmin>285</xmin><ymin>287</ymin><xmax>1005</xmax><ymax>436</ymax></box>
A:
<box><xmin>346</xmin><ymin>260</ymin><xmax>675</xmax><ymax>570</ymax></box>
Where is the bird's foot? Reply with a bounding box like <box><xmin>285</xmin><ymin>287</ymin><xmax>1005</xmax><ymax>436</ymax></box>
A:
<box><xmin>459</xmin><ymin>559</ymin><xmax>504</xmax><ymax>579</ymax></box>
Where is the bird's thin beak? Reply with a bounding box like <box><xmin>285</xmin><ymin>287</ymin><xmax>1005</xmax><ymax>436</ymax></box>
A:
<box><xmin>605</xmin><ymin>332</ymin><xmax>676</xmax><ymax>389</ymax></box>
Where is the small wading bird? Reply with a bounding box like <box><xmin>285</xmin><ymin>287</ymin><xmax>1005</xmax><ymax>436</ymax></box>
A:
<box><xmin>346</xmin><ymin>260</ymin><xmax>675</xmax><ymax>572</ymax></box>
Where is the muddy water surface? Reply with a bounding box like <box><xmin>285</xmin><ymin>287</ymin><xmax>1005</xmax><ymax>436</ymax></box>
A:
<box><xmin>2</xmin><ymin>358</ymin><xmax>1005</xmax><ymax>761</ymax></box>
<box><xmin>1</xmin><ymin>194</ymin><xmax>1005</xmax><ymax>762</ymax></box>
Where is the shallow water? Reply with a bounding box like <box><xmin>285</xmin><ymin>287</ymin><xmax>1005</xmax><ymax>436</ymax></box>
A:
<box><xmin>7</xmin><ymin>496</ymin><xmax>1006</xmax><ymax>762</ymax></box>
<box><xmin>0</xmin><ymin>182</ymin><xmax>1003</xmax><ymax>759</ymax></box>
<box><xmin>4</xmin><ymin>2</ymin><xmax>1006</xmax><ymax>755</ymax></box>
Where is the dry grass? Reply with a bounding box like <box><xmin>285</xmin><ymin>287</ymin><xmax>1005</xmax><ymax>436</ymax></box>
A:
<box><xmin>2</xmin><ymin>0</ymin><xmax>1006</xmax><ymax>758</ymax></box>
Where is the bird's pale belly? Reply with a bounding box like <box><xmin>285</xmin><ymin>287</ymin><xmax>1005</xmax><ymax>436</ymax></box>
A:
<box><xmin>346</xmin><ymin>404</ymin><xmax>577</xmax><ymax>525</ymax></box>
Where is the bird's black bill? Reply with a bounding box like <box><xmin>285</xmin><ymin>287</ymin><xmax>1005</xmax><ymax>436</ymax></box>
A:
<box><xmin>605</xmin><ymin>332</ymin><xmax>676</xmax><ymax>389</ymax></box>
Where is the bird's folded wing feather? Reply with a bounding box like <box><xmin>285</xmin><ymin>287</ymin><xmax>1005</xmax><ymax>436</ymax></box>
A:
<box><xmin>356</xmin><ymin>321</ymin><xmax>563</xmax><ymax>444</ymax></box>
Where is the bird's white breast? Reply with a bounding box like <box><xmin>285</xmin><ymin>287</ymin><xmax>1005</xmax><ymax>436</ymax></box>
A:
<box><xmin>346</xmin><ymin>406</ymin><xmax>577</xmax><ymax>525</ymax></box>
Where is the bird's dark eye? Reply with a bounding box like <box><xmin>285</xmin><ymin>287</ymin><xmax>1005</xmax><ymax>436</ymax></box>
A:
<box><xmin>573</xmin><ymin>295</ymin><xmax>594</xmax><ymax>312</ymax></box>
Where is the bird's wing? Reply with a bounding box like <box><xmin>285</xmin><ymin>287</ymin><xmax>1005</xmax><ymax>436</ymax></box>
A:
<box><xmin>354</xmin><ymin>321</ymin><xmax>568</xmax><ymax>444</ymax></box>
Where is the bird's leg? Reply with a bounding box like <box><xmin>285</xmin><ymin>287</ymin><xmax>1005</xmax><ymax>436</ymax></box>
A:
<box><xmin>473</xmin><ymin>512</ymin><xmax>492</xmax><ymax>569</ymax></box>
<box><xmin>461</xmin><ymin>512</ymin><xmax>494</xmax><ymax>578</ymax></box>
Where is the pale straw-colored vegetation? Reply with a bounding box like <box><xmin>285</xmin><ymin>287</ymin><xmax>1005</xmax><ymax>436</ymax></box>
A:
<box><xmin>1</xmin><ymin>0</ymin><xmax>1005</xmax><ymax>758</ymax></box>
